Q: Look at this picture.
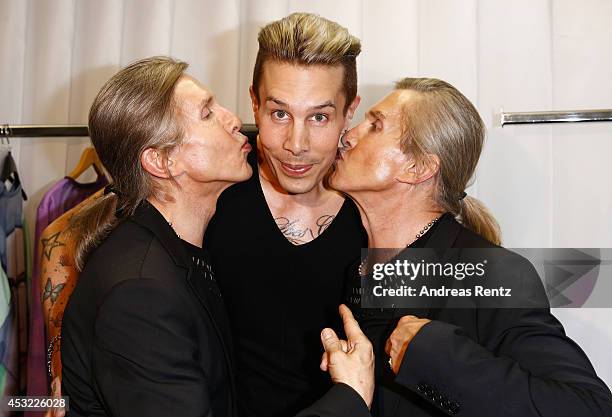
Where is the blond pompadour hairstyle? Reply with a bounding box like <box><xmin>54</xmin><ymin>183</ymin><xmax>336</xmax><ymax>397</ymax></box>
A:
<box><xmin>252</xmin><ymin>12</ymin><xmax>361</xmax><ymax>113</ymax></box>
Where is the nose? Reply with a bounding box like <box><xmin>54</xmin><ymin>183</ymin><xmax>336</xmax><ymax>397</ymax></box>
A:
<box><xmin>218</xmin><ymin>105</ymin><xmax>242</xmax><ymax>135</ymax></box>
<box><xmin>283</xmin><ymin>122</ymin><xmax>309</xmax><ymax>156</ymax></box>
<box><xmin>341</xmin><ymin>127</ymin><xmax>359</xmax><ymax>149</ymax></box>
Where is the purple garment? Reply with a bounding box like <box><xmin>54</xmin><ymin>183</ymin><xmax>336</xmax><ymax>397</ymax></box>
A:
<box><xmin>26</xmin><ymin>176</ymin><xmax>107</xmax><ymax>406</ymax></box>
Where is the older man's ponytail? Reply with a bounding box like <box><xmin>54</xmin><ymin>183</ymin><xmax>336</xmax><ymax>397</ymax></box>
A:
<box><xmin>70</xmin><ymin>56</ymin><xmax>188</xmax><ymax>270</ymax></box>
<box><xmin>395</xmin><ymin>77</ymin><xmax>502</xmax><ymax>245</ymax></box>
<box><xmin>457</xmin><ymin>196</ymin><xmax>501</xmax><ymax>245</ymax></box>
<box><xmin>70</xmin><ymin>191</ymin><xmax>118</xmax><ymax>271</ymax></box>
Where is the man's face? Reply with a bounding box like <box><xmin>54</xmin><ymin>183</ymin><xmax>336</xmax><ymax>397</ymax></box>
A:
<box><xmin>251</xmin><ymin>61</ymin><xmax>358</xmax><ymax>195</ymax></box>
<box><xmin>170</xmin><ymin>76</ymin><xmax>252</xmax><ymax>185</ymax></box>
<box><xmin>330</xmin><ymin>90</ymin><xmax>414</xmax><ymax>194</ymax></box>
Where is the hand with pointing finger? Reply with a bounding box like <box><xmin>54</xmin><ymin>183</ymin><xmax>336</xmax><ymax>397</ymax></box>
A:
<box><xmin>320</xmin><ymin>304</ymin><xmax>375</xmax><ymax>409</ymax></box>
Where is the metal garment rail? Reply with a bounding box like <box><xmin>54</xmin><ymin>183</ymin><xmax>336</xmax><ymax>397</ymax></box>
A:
<box><xmin>501</xmin><ymin>109</ymin><xmax>612</xmax><ymax>126</ymax></box>
<box><xmin>0</xmin><ymin>124</ymin><xmax>259</xmax><ymax>138</ymax></box>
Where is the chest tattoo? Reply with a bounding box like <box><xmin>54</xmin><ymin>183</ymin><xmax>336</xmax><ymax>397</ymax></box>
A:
<box><xmin>274</xmin><ymin>214</ymin><xmax>336</xmax><ymax>245</ymax></box>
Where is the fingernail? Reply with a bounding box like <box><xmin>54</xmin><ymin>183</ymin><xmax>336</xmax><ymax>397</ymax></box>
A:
<box><xmin>322</xmin><ymin>328</ymin><xmax>333</xmax><ymax>339</ymax></box>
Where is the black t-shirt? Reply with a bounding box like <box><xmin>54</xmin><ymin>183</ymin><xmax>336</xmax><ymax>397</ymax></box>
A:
<box><xmin>204</xmin><ymin>152</ymin><xmax>367</xmax><ymax>417</ymax></box>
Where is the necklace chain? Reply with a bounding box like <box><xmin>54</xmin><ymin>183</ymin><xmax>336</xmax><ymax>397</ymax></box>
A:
<box><xmin>358</xmin><ymin>215</ymin><xmax>443</xmax><ymax>276</ymax></box>
<box><xmin>410</xmin><ymin>215</ymin><xmax>442</xmax><ymax>246</ymax></box>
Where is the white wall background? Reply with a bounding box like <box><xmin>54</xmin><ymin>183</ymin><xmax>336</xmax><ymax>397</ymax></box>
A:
<box><xmin>1</xmin><ymin>0</ymin><xmax>611</xmax><ymax>385</ymax></box>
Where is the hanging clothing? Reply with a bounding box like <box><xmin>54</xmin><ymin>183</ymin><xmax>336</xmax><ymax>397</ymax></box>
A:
<box><xmin>0</xmin><ymin>178</ymin><xmax>24</xmax><ymax>271</ymax></box>
<box><xmin>26</xmin><ymin>175</ymin><xmax>107</xmax><ymax>403</ymax></box>
<box><xmin>0</xmin><ymin>267</ymin><xmax>16</xmax><ymax>402</ymax></box>
<box><xmin>6</xmin><ymin>218</ymin><xmax>28</xmax><ymax>394</ymax></box>
<box><xmin>0</xmin><ymin>177</ymin><xmax>28</xmax><ymax>411</ymax></box>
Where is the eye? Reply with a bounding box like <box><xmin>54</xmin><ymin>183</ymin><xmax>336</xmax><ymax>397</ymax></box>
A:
<box><xmin>202</xmin><ymin>107</ymin><xmax>213</xmax><ymax>120</ymax></box>
<box><xmin>310</xmin><ymin>113</ymin><xmax>328</xmax><ymax>123</ymax></box>
<box><xmin>370</xmin><ymin>120</ymin><xmax>382</xmax><ymax>131</ymax></box>
<box><xmin>272</xmin><ymin>110</ymin><xmax>289</xmax><ymax>120</ymax></box>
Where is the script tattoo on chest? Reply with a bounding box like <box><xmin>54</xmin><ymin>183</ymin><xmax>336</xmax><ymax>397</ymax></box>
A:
<box><xmin>275</xmin><ymin>214</ymin><xmax>336</xmax><ymax>245</ymax></box>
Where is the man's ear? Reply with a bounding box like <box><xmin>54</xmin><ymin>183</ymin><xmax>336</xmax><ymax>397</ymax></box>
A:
<box><xmin>396</xmin><ymin>154</ymin><xmax>440</xmax><ymax>185</ymax></box>
<box><xmin>249</xmin><ymin>86</ymin><xmax>260</xmax><ymax>126</ymax></box>
<box><xmin>345</xmin><ymin>94</ymin><xmax>361</xmax><ymax>126</ymax></box>
<box><xmin>141</xmin><ymin>148</ymin><xmax>173</xmax><ymax>179</ymax></box>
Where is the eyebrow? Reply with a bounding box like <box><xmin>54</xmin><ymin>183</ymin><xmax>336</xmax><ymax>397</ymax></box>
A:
<box><xmin>265</xmin><ymin>97</ymin><xmax>336</xmax><ymax>111</ymax></box>
<box><xmin>366</xmin><ymin>109</ymin><xmax>386</xmax><ymax>121</ymax></box>
<box><xmin>311</xmin><ymin>100</ymin><xmax>336</xmax><ymax>111</ymax></box>
<box><xmin>200</xmin><ymin>96</ymin><xmax>213</xmax><ymax>113</ymax></box>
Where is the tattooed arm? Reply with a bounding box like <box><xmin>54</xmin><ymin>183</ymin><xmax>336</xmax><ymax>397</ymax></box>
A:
<box><xmin>41</xmin><ymin>191</ymin><xmax>104</xmax><ymax>382</ymax></box>
<box><xmin>41</xmin><ymin>192</ymin><xmax>104</xmax><ymax>417</ymax></box>
<box><xmin>40</xmin><ymin>214</ymin><xmax>76</xmax><ymax>382</ymax></box>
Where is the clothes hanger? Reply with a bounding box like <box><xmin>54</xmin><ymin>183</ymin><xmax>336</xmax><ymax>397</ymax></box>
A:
<box><xmin>68</xmin><ymin>146</ymin><xmax>105</xmax><ymax>180</ymax></box>
<box><xmin>0</xmin><ymin>136</ymin><xmax>28</xmax><ymax>201</ymax></box>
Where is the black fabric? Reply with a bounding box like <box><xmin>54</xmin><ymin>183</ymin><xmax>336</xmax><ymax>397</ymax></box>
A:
<box><xmin>204</xmin><ymin>148</ymin><xmax>368</xmax><ymax>417</ymax></box>
<box><xmin>183</xmin><ymin>240</ymin><xmax>233</xmax><ymax>350</ymax></box>
<box><xmin>62</xmin><ymin>200</ymin><xmax>371</xmax><ymax>417</ymax></box>
<box><xmin>295</xmin><ymin>384</ymin><xmax>370</xmax><ymax>417</ymax></box>
<box><xmin>61</xmin><ymin>201</ymin><xmax>236</xmax><ymax>417</ymax></box>
<box><xmin>345</xmin><ymin>213</ymin><xmax>612</xmax><ymax>416</ymax></box>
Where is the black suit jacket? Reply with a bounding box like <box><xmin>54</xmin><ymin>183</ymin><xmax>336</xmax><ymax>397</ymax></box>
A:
<box><xmin>62</xmin><ymin>201</ymin><xmax>370</xmax><ymax>417</ymax></box>
<box><xmin>351</xmin><ymin>213</ymin><xmax>612</xmax><ymax>417</ymax></box>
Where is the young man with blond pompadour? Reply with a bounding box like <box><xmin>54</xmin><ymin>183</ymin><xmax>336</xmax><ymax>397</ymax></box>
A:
<box><xmin>205</xmin><ymin>12</ymin><xmax>368</xmax><ymax>417</ymax></box>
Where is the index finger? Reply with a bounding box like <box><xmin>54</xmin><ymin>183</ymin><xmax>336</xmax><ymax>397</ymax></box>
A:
<box><xmin>339</xmin><ymin>304</ymin><xmax>364</xmax><ymax>342</ymax></box>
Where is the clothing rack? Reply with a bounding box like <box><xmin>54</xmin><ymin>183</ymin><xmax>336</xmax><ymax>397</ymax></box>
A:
<box><xmin>500</xmin><ymin>109</ymin><xmax>612</xmax><ymax>126</ymax></box>
<box><xmin>0</xmin><ymin>123</ymin><xmax>259</xmax><ymax>138</ymax></box>
<box><xmin>5</xmin><ymin>112</ymin><xmax>611</xmax><ymax>133</ymax></box>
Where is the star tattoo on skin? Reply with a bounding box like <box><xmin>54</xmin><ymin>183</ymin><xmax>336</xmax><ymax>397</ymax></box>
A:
<box><xmin>41</xmin><ymin>231</ymin><xmax>65</xmax><ymax>261</ymax></box>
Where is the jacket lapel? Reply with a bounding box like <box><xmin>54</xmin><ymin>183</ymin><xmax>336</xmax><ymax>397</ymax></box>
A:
<box><xmin>185</xmin><ymin>268</ymin><xmax>237</xmax><ymax>409</ymax></box>
<box><xmin>129</xmin><ymin>201</ymin><xmax>236</xmax><ymax>404</ymax></box>
<box><xmin>424</xmin><ymin>213</ymin><xmax>462</xmax><ymax>249</ymax></box>
<box><xmin>185</xmin><ymin>268</ymin><xmax>234</xmax><ymax>361</ymax></box>
<box><xmin>392</xmin><ymin>213</ymin><xmax>463</xmax><ymax>322</ymax></box>
<box><xmin>387</xmin><ymin>214</ymin><xmax>464</xmax><ymax>417</ymax></box>
<box><xmin>129</xmin><ymin>201</ymin><xmax>190</xmax><ymax>268</ymax></box>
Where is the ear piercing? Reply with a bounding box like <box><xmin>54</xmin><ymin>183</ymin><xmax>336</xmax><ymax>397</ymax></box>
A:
<box><xmin>339</xmin><ymin>129</ymin><xmax>349</xmax><ymax>147</ymax></box>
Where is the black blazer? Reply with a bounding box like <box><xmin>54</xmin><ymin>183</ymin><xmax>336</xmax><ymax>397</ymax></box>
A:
<box><xmin>349</xmin><ymin>213</ymin><xmax>612</xmax><ymax>417</ymax></box>
<box><xmin>61</xmin><ymin>201</ymin><xmax>370</xmax><ymax>417</ymax></box>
